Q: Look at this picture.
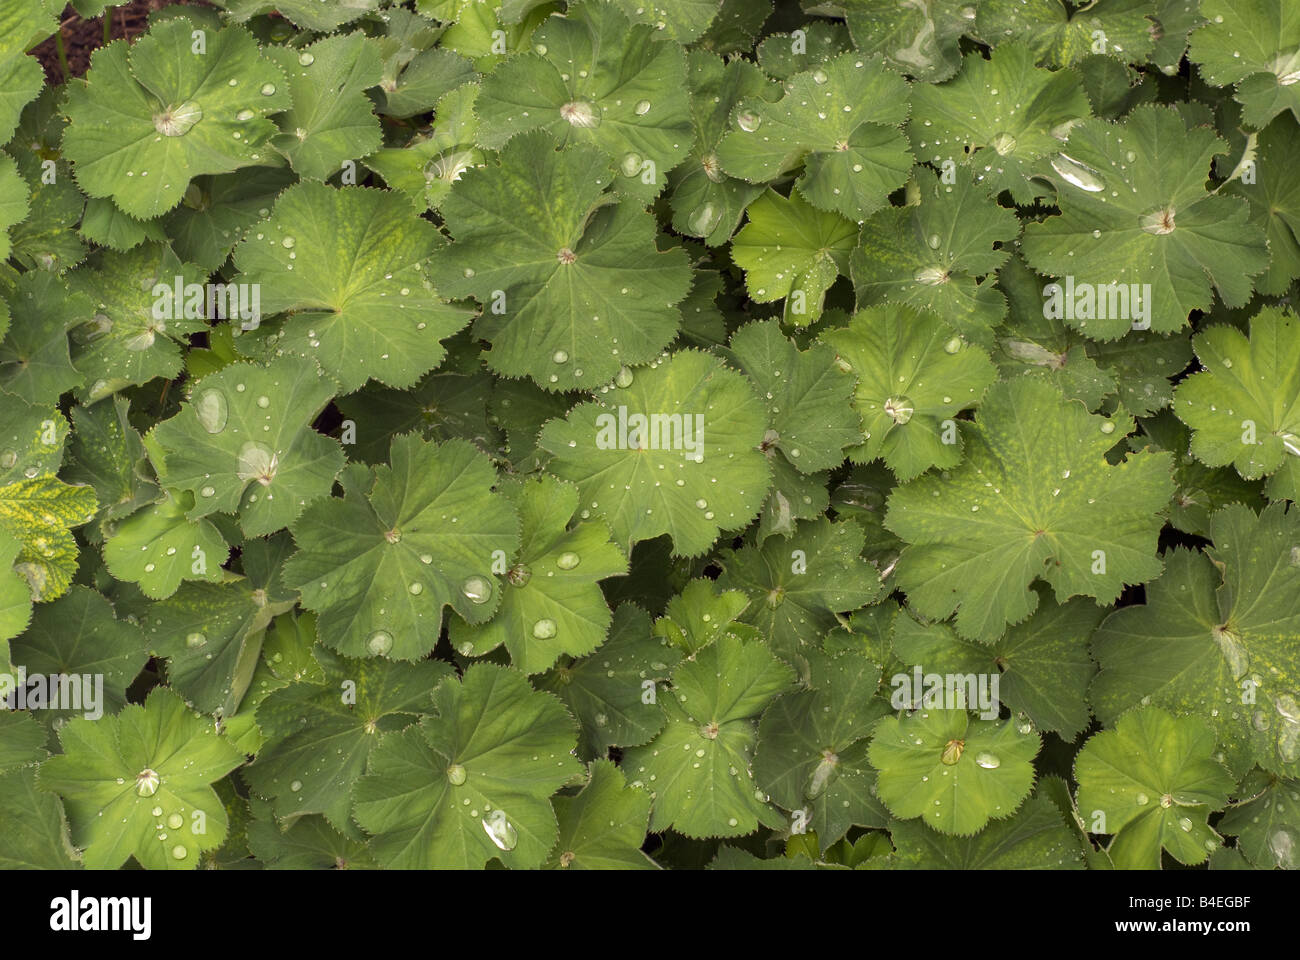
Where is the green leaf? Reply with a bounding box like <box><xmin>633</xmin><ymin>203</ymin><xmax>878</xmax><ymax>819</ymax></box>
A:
<box><xmin>353</xmin><ymin>663</ymin><xmax>582</xmax><ymax>868</ymax></box>
<box><xmin>149</xmin><ymin>357</ymin><xmax>343</xmax><ymax>537</ymax></box>
<box><xmin>233</xmin><ymin>182</ymin><xmax>472</xmax><ymax>393</ymax></box>
<box><xmin>245</xmin><ymin>804</ymin><xmax>378</xmax><ymax>870</ymax></box>
<box><xmin>885</xmin><ymin>377</ymin><xmax>1174</xmax><ymax>641</ymax></box>
<box><xmin>1189</xmin><ymin>0</ymin><xmax>1300</xmax><ymax>128</ymax></box>
<box><xmin>537</xmin><ymin>603</ymin><xmax>680</xmax><ymax>756</ymax></box>
<box><xmin>67</xmin><ymin>243</ymin><xmax>209</xmax><ymax>403</ymax></box>
<box><xmin>839</xmin><ymin>0</ymin><xmax>974</xmax><ymax>82</ymax></box>
<box><xmin>978</xmin><ymin>0</ymin><xmax>1157</xmax><ymax>68</ymax></box>
<box><xmin>475</xmin><ymin>2</ymin><xmax>692</xmax><ymax>202</ymax></box>
<box><xmin>61</xmin><ymin>19</ymin><xmax>291</xmax><ymax>218</ymax></box>
<box><xmin>38</xmin><ymin>687</ymin><xmax>245</xmax><ymax>869</ymax></box>
<box><xmin>283</xmin><ymin>435</ymin><xmax>520</xmax><ymax>661</ymax></box>
<box><xmin>731</xmin><ymin>188</ymin><xmax>857</xmax><ymax>326</ymax></box>
<box><xmin>822</xmin><ymin>305</ymin><xmax>997</xmax><ymax>480</ymax></box>
<box><xmin>851</xmin><ymin>167</ymin><xmax>1019</xmax><ymax>343</ymax></box>
<box><xmin>717</xmin><ymin>516</ymin><xmax>883</xmax><ymax>660</ymax></box>
<box><xmin>724</xmin><ymin>319</ymin><xmax>861</xmax><ymax>474</ymax></box>
<box><xmin>667</xmin><ymin>51</ymin><xmax>770</xmax><ymax>246</ymax></box>
<box><xmin>622</xmin><ymin>631</ymin><xmax>794</xmax><ymax>838</ymax></box>
<box><xmin>891</xmin><ymin>585</ymin><xmax>1104</xmax><ymax>738</ymax></box>
<box><xmin>538</xmin><ymin>349</ymin><xmax>771</xmax><ymax>556</ymax></box>
<box><xmin>65</xmin><ymin>396</ymin><xmax>161</xmax><ymax>529</ymax></box>
<box><xmin>451</xmin><ymin>475</ymin><xmax>627</xmax><ymax>674</ymax></box>
<box><xmin>1218</xmin><ymin>772</ymin><xmax>1300</xmax><ymax>869</ymax></box>
<box><xmin>908</xmin><ymin>43</ymin><xmax>1092</xmax><ymax>204</ymax></box>
<box><xmin>0</xmin><ymin>153</ymin><xmax>30</xmax><ymax>263</ymax></box>
<box><xmin>268</xmin><ymin>33</ymin><xmax>383</xmax><ymax>181</ymax></box>
<box><xmin>545</xmin><ymin>759</ymin><xmax>657</xmax><ymax>869</ymax></box>
<box><xmin>1090</xmin><ymin>503</ymin><xmax>1300</xmax><ymax>779</ymax></box>
<box><xmin>217</xmin><ymin>0</ymin><xmax>380</xmax><ymax>32</ymax></box>
<box><xmin>1021</xmin><ymin>105</ymin><xmax>1268</xmax><ymax>338</ymax></box>
<box><xmin>429</xmin><ymin>131</ymin><xmax>692</xmax><ymax>391</ymax></box>
<box><xmin>868</xmin><ymin>708</ymin><xmax>1041</xmax><ymax>836</ymax></box>
<box><xmin>0</xmin><ymin>270</ymin><xmax>87</xmax><ymax>404</ymax></box>
<box><xmin>8</xmin><ymin>585</ymin><xmax>147</xmax><ymax>723</ymax></box>
<box><xmin>610</xmin><ymin>0</ymin><xmax>722</xmax><ymax>43</ymax></box>
<box><xmin>138</xmin><ymin>574</ymin><xmax>294</xmax><ymax>716</ymax></box>
<box><xmin>716</xmin><ymin>52</ymin><xmax>913</xmax><ymax>222</ymax></box>
<box><xmin>754</xmin><ymin>649</ymin><xmax>889</xmax><ymax>851</ymax></box>
<box><xmin>0</xmin><ymin>767</ymin><xmax>80</xmax><ymax>869</ymax></box>
<box><xmin>890</xmin><ymin>793</ymin><xmax>1085</xmax><ymax>868</ymax></box>
<box><xmin>1074</xmin><ymin>706</ymin><xmax>1235</xmax><ymax>868</ymax></box>
<box><xmin>1224</xmin><ymin>118</ymin><xmax>1300</xmax><ymax>296</ymax></box>
<box><xmin>246</xmin><ymin>646</ymin><xmax>451</xmax><ymax>829</ymax></box>
<box><xmin>1173</xmin><ymin>306</ymin><xmax>1300</xmax><ymax>501</ymax></box>
<box><xmin>102</xmin><ymin>490</ymin><xmax>229</xmax><ymax>598</ymax></box>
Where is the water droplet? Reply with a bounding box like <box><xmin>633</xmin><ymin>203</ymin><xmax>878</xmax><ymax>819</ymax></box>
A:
<box><xmin>556</xmin><ymin>552</ymin><xmax>581</xmax><ymax>570</ymax></box>
<box><xmin>154</xmin><ymin>100</ymin><xmax>202</xmax><ymax>137</ymax></box>
<box><xmin>200</xmin><ymin>485</ymin><xmax>215</xmax><ymax>498</ymax></box>
<box><xmin>975</xmin><ymin>751</ymin><xmax>1000</xmax><ymax>769</ymax></box>
<box><xmin>185</xmin><ymin>632</ymin><xmax>206</xmax><ymax>648</ymax></box>
<box><xmin>447</xmin><ymin>763</ymin><xmax>467</xmax><ymax>785</ymax></box>
<box><xmin>1050</xmin><ymin>153</ymin><xmax>1106</xmax><ymax>192</ymax></box>
<box><xmin>634</xmin><ymin>99</ymin><xmax>651</xmax><ymax>115</ymax></box>
<box><xmin>883</xmin><ymin>396</ymin><xmax>914</xmax><ymax>425</ymax></box>
<box><xmin>195</xmin><ymin>389</ymin><xmax>228</xmax><ymax>434</ymax></box>
<box><xmin>171</xmin><ymin>845</ymin><xmax>187</xmax><ymax>860</ymax></box>
<box><xmin>367</xmin><ymin>630</ymin><xmax>393</xmax><ymax>656</ymax></box>
<box><xmin>167</xmin><ymin>813</ymin><xmax>184</xmax><ymax>829</ymax></box>
<box><xmin>1135</xmin><ymin>792</ymin><xmax>1149</xmax><ymax>806</ymax></box>
<box><xmin>990</xmin><ymin>131</ymin><xmax>1017</xmax><ymax>156</ymax></box>
<box><xmin>136</xmin><ymin>768</ymin><xmax>160</xmax><ymax>797</ymax></box>
<box><xmin>298</xmin><ymin>51</ymin><xmax>315</xmax><ymax>66</ymax></box>
<box><xmin>620</xmin><ymin>152</ymin><xmax>642</xmax><ymax>177</ymax></box>
<box><xmin>688</xmin><ymin>202</ymin><xmax>721</xmax><ymax>235</ymax></box>
<box><xmin>482</xmin><ymin>811</ymin><xmax>518</xmax><ymax>851</ymax></box>
<box><xmin>552</xmin><ymin>349</ymin><xmax>569</xmax><ymax>364</ymax></box>
<box><xmin>461</xmin><ymin>576</ymin><xmax>492</xmax><ymax>604</ymax></box>
<box><xmin>260</xmin><ymin>83</ymin><xmax>276</xmax><ymax>96</ymax></box>
<box><xmin>736</xmin><ymin>110</ymin><xmax>762</xmax><ymax>132</ymax></box>
<box><xmin>560</xmin><ymin>99</ymin><xmax>601</xmax><ymax>128</ymax></box>
<box><xmin>532</xmin><ymin>618</ymin><xmax>557</xmax><ymax>640</ymax></box>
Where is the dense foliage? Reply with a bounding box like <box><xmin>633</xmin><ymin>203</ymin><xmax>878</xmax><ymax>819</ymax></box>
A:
<box><xmin>1</xmin><ymin>0</ymin><xmax>1298</xmax><ymax>871</ymax></box>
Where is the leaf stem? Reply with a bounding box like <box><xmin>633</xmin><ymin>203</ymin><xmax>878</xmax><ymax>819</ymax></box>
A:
<box><xmin>104</xmin><ymin>6</ymin><xmax>115</xmax><ymax>46</ymax></box>
<box><xmin>54</xmin><ymin>28</ymin><xmax>71</xmax><ymax>81</ymax></box>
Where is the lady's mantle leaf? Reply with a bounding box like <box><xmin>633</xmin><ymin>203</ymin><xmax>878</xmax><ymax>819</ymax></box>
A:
<box><xmin>538</xmin><ymin>603</ymin><xmax>679</xmax><ymax>757</ymax></box>
<box><xmin>1090</xmin><ymin>504</ymin><xmax>1300</xmax><ymax>779</ymax></box>
<box><xmin>1218</xmin><ymin>772</ymin><xmax>1300</xmax><ymax>869</ymax></box>
<box><xmin>1173</xmin><ymin>307</ymin><xmax>1300</xmax><ymax>502</ymax></box>
<box><xmin>908</xmin><ymin>43</ymin><xmax>1092</xmax><ymax>205</ymax></box>
<box><xmin>889</xmin><ymin>793</ymin><xmax>1084</xmax><ymax>868</ymax></box>
<box><xmin>977</xmin><ymin>0</ymin><xmax>1156</xmax><ymax>68</ymax></box>
<box><xmin>283</xmin><ymin>435</ymin><xmax>520</xmax><ymax>661</ymax></box>
<box><xmin>851</xmin><ymin>167</ymin><xmax>1019</xmax><ymax>343</ymax></box>
<box><xmin>61</xmin><ymin>19</ymin><xmax>291</xmax><ymax>218</ymax></box>
<box><xmin>430</xmin><ymin>131</ymin><xmax>691</xmax><ymax>391</ymax></box>
<box><xmin>0</xmin><ymin>271</ymin><xmax>89</xmax><ymax>404</ymax></box>
<box><xmin>1189</xmin><ymin>0</ymin><xmax>1300</xmax><ymax>129</ymax></box>
<box><xmin>885</xmin><ymin>377</ymin><xmax>1174</xmax><ymax>642</ymax></box>
<box><xmin>1224</xmin><ymin>118</ymin><xmax>1300</xmax><ymax>296</ymax></box>
<box><xmin>731</xmin><ymin>189</ymin><xmax>857</xmax><ymax>327</ymax></box>
<box><xmin>37</xmin><ymin>687</ymin><xmax>245</xmax><ymax>869</ymax></box>
<box><xmin>1074</xmin><ymin>706</ymin><xmax>1235</xmax><ymax>868</ymax></box>
<box><xmin>149</xmin><ymin>357</ymin><xmax>344</xmax><ymax>538</ymax></box>
<box><xmin>1021</xmin><ymin>105</ymin><xmax>1268</xmax><ymax>338</ymax></box>
<box><xmin>353</xmin><ymin>664</ymin><xmax>582</xmax><ymax>869</ymax></box>
<box><xmin>102</xmin><ymin>490</ymin><xmax>229</xmax><ymax>599</ymax></box>
<box><xmin>716</xmin><ymin>52</ymin><xmax>913</xmax><ymax>222</ymax></box>
<box><xmin>754</xmin><ymin>650</ymin><xmax>889</xmax><ymax>851</ymax></box>
<box><xmin>622</xmin><ymin>632</ymin><xmax>794</xmax><ymax>838</ymax></box>
<box><xmin>475</xmin><ymin>2</ymin><xmax>692</xmax><ymax>202</ymax></box>
<box><xmin>451</xmin><ymin>475</ymin><xmax>628</xmax><ymax>675</ymax></box>
<box><xmin>267</xmin><ymin>33</ymin><xmax>384</xmax><ymax>181</ymax></box>
<box><xmin>246</xmin><ymin>647</ymin><xmax>451</xmax><ymax>830</ymax></box>
<box><xmin>716</xmin><ymin>517</ymin><xmax>883</xmax><ymax>660</ymax></box>
<box><xmin>234</xmin><ymin>182</ymin><xmax>472</xmax><ymax>393</ymax></box>
<box><xmin>868</xmin><ymin>708</ymin><xmax>1041</xmax><ymax>836</ymax></box>
<box><xmin>545</xmin><ymin>759</ymin><xmax>658</xmax><ymax>869</ymax></box>
<box><xmin>822</xmin><ymin>305</ymin><xmax>997</xmax><ymax>480</ymax></box>
<box><xmin>668</xmin><ymin>51</ymin><xmax>769</xmax><ymax>246</ymax></box>
<box><xmin>539</xmin><ymin>350</ymin><xmax>771</xmax><ymax>557</ymax></box>
<box><xmin>838</xmin><ymin>0</ymin><xmax>974</xmax><ymax>82</ymax></box>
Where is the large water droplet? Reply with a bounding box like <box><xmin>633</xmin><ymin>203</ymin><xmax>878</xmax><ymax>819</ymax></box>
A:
<box><xmin>974</xmin><ymin>751</ymin><xmax>1000</xmax><ymax>769</ymax></box>
<box><xmin>167</xmin><ymin>813</ymin><xmax>184</xmax><ymax>829</ymax></box>
<box><xmin>461</xmin><ymin>576</ymin><xmax>492</xmax><ymax>604</ymax></box>
<box><xmin>298</xmin><ymin>51</ymin><xmax>315</xmax><ymax>66</ymax></box>
<box><xmin>805</xmin><ymin>752</ymin><xmax>838</xmax><ymax>799</ymax></box>
<box><xmin>736</xmin><ymin>110</ymin><xmax>762</xmax><ymax>132</ymax></box>
<box><xmin>634</xmin><ymin>99</ymin><xmax>651</xmax><ymax>115</ymax></box>
<box><xmin>154</xmin><ymin>100</ymin><xmax>203</xmax><ymax>137</ymax></box>
<box><xmin>195</xmin><ymin>389</ymin><xmax>228</xmax><ymax>434</ymax></box>
<box><xmin>688</xmin><ymin>202</ymin><xmax>721</xmax><ymax>236</ymax></box>
<box><xmin>560</xmin><ymin>100</ymin><xmax>601</xmax><ymax>128</ymax></box>
<box><xmin>482</xmin><ymin>810</ymin><xmax>518</xmax><ymax>851</ymax></box>
<box><xmin>136</xmin><ymin>768</ymin><xmax>160</xmax><ymax>797</ymax></box>
<box><xmin>1050</xmin><ymin>153</ymin><xmax>1106</xmax><ymax>192</ymax></box>
<box><xmin>367</xmin><ymin>630</ymin><xmax>393</xmax><ymax>656</ymax></box>
<box><xmin>532</xmin><ymin>618</ymin><xmax>557</xmax><ymax>640</ymax></box>
<box><xmin>236</xmin><ymin>441</ymin><xmax>277</xmax><ymax>486</ymax></box>
<box><xmin>1214</xmin><ymin>626</ymin><xmax>1250</xmax><ymax>680</ymax></box>
<box><xmin>990</xmin><ymin>131</ymin><xmax>1017</xmax><ymax>156</ymax></box>
<box><xmin>171</xmin><ymin>845</ymin><xmax>188</xmax><ymax>860</ymax></box>
<box><xmin>260</xmin><ymin>83</ymin><xmax>276</xmax><ymax>96</ymax></box>
<box><xmin>185</xmin><ymin>632</ymin><xmax>207</xmax><ymax>648</ymax></box>
<box><xmin>447</xmin><ymin>763</ymin><xmax>467</xmax><ymax>785</ymax></box>
<box><xmin>614</xmin><ymin>366</ymin><xmax>634</xmax><ymax>389</ymax></box>
<box><xmin>620</xmin><ymin>152</ymin><xmax>643</xmax><ymax>177</ymax></box>
<box><xmin>883</xmin><ymin>396</ymin><xmax>914</xmax><ymax>425</ymax></box>
<box><xmin>556</xmin><ymin>551</ymin><xmax>581</xmax><ymax>570</ymax></box>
